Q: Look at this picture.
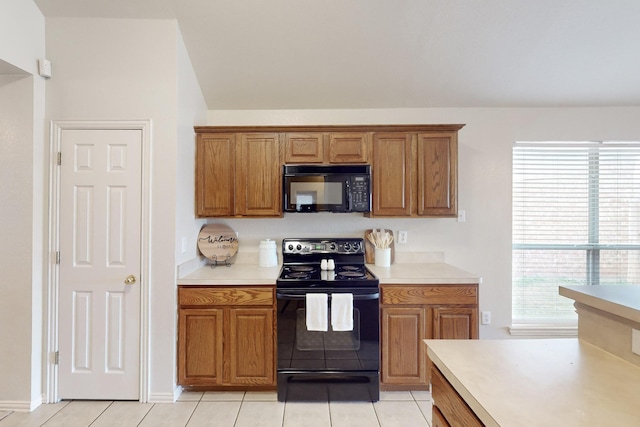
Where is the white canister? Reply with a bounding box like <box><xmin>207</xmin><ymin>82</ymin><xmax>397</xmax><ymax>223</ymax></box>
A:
<box><xmin>259</xmin><ymin>239</ymin><xmax>278</xmax><ymax>267</ymax></box>
<box><xmin>374</xmin><ymin>247</ymin><xmax>391</xmax><ymax>267</ymax></box>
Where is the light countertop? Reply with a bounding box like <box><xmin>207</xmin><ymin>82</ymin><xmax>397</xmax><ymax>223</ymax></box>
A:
<box><xmin>426</xmin><ymin>338</ymin><xmax>640</xmax><ymax>427</ymax></box>
<box><xmin>178</xmin><ymin>255</ymin><xmax>480</xmax><ymax>286</ymax></box>
<box><xmin>559</xmin><ymin>284</ymin><xmax>640</xmax><ymax>367</ymax></box>
<box><xmin>559</xmin><ymin>285</ymin><xmax>640</xmax><ymax>324</ymax></box>
<box><xmin>368</xmin><ymin>262</ymin><xmax>480</xmax><ymax>285</ymax></box>
<box><xmin>178</xmin><ymin>263</ymin><xmax>281</xmax><ymax>285</ymax></box>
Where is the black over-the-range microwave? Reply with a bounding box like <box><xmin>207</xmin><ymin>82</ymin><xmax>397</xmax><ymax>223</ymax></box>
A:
<box><xmin>283</xmin><ymin>164</ymin><xmax>371</xmax><ymax>213</ymax></box>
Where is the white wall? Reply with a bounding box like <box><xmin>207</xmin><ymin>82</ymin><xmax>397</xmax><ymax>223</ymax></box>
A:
<box><xmin>208</xmin><ymin>107</ymin><xmax>640</xmax><ymax>338</ymax></box>
<box><xmin>0</xmin><ymin>0</ymin><xmax>44</xmax><ymax>74</ymax></box>
<box><xmin>0</xmin><ymin>74</ymin><xmax>36</xmax><ymax>406</ymax></box>
<box><xmin>0</xmin><ymin>0</ymin><xmax>46</xmax><ymax>411</ymax></box>
<box><xmin>45</xmin><ymin>17</ymin><xmax>193</xmax><ymax>401</ymax></box>
<box><xmin>175</xmin><ymin>29</ymin><xmax>207</xmax><ymax>266</ymax></box>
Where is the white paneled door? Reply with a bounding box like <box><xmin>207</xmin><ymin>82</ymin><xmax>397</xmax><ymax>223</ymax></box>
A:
<box><xmin>58</xmin><ymin>128</ymin><xmax>142</xmax><ymax>400</ymax></box>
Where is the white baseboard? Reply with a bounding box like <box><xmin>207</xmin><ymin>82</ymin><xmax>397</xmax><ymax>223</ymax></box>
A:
<box><xmin>0</xmin><ymin>394</ymin><xmax>43</xmax><ymax>412</ymax></box>
<box><xmin>148</xmin><ymin>391</ymin><xmax>178</xmax><ymax>403</ymax></box>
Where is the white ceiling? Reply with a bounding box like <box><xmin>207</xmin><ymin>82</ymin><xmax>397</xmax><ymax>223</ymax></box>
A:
<box><xmin>33</xmin><ymin>0</ymin><xmax>640</xmax><ymax>110</ymax></box>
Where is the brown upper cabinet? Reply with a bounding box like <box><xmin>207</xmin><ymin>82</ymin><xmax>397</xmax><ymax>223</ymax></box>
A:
<box><xmin>284</xmin><ymin>133</ymin><xmax>324</xmax><ymax>163</ymax></box>
<box><xmin>328</xmin><ymin>133</ymin><xmax>369</xmax><ymax>163</ymax></box>
<box><xmin>195</xmin><ymin>133</ymin><xmax>236</xmax><ymax>217</ymax></box>
<box><xmin>370</xmin><ymin>129</ymin><xmax>460</xmax><ymax>217</ymax></box>
<box><xmin>195</xmin><ymin>131</ymin><xmax>282</xmax><ymax>217</ymax></box>
<box><xmin>372</xmin><ymin>133</ymin><xmax>413</xmax><ymax>216</ymax></box>
<box><xmin>417</xmin><ymin>133</ymin><xmax>458</xmax><ymax>216</ymax></box>
<box><xmin>284</xmin><ymin>132</ymin><xmax>369</xmax><ymax>164</ymax></box>
<box><xmin>195</xmin><ymin>125</ymin><xmax>463</xmax><ymax>218</ymax></box>
<box><xmin>235</xmin><ymin>133</ymin><xmax>282</xmax><ymax>216</ymax></box>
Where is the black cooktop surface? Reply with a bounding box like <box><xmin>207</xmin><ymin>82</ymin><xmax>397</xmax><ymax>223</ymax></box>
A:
<box><xmin>277</xmin><ymin>264</ymin><xmax>378</xmax><ymax>288</ymax></box>
<box><xmin>277</xmin><ymin>238</ymin><xmax>379</xmax><ymax>288</ymax></box>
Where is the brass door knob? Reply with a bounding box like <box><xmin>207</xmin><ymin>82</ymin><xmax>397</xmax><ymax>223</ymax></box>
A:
<box><xmin>124</xmin><ymin>275</ymin><xmax>137</xmax><ymax>285</ymax></box>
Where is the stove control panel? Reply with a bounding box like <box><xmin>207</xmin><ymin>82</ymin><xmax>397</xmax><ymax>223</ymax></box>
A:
<box><xmin>282</xmin><ymin>238</ymin><xmax>364</xmax><ymax>255</ymax></box>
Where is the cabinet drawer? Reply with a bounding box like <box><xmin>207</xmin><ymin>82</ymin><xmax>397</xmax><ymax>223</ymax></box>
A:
<box><xmin>381</xmin><ymin>285</ymin><xmax>477</xmax><ymax>305</ymax></box>
<box><xmin>179</xmin><ymin>287</ymin><xmax>274</xmax><ymax>307</ymax></box>
<box><xmin>431</xmin><ymin>366</ymin><xmax>483</xmax><ymax>427</ymax></box>
<box><xmin>432</xmin><ymin>406</ymin><xmax>451</xmax><ymax>427</ymax></box>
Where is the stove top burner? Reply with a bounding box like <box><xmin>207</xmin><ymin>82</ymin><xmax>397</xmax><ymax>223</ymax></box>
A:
<box><xmin>278</xmin><ymin>264</ymin><xmax>377</xmax><ymax>286</ymax></box>
<box><xmin>287</xmin><ymin>272</ymin><xmax>311</xmax><ymax>279</ymax></box>
<box><xmin>337</xmin><ymin>271</ymin><xmax>365</xmax><ymax>278</ymax></box>
<box><xmin>277</xmin><ymin>238</ymin><xmax>379</xmax><ymax>288</ymax></box>
<box><xmin>290</xmin><ymin>266</ymin><xmax>314</xmax><ymax>272</ymax></box>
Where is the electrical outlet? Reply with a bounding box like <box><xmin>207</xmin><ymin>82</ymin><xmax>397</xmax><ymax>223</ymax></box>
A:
<box><xmin>481</xmin><ymin>311</ymin><xmax>491</xmax><ymax>325</ymax></box>
<box><xmin>398</xmin><ymin>230</ymin><xmax>408</xmax><ymax>244</ymax></box>
<box><xmin>181</xmin><ymin>237</ymin><xmax>188</xmax><ymax>253</ymax></box>
<box><xmin>457</xmin><ymin>209</ymin><xmax>466</xmax><ymax>223</ymax></box>
<box><xmin>633</xmin><ymin>329</ymin><xmax>640</xmax><ymax>356</ymax></box>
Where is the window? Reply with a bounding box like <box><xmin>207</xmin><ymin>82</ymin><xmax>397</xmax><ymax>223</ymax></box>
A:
<box><xmin>512</xmin><ymin>141</ymin><xmax>640</xmax><ymax>324</ymax></box>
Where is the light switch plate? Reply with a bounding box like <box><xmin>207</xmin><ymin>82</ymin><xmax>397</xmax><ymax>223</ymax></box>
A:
<box><xmin>481</xmin><ymin>311</ymin><xmax>491</xmax><ymax>325</ymax></box>
<box><xmin>38</xmin><ymin>59</ymin><xmax>52</xmax><ymax>78</ymax></box>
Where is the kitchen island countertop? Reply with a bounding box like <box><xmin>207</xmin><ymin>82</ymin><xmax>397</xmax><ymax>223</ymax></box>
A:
<box><xmin>559</xmin><ymin>284</ymin><xmax>640</xmax><ymax>324</ymax></box>
<box><xmin>426</xmin><ymin>338</ymin><xmax>640</xmax><ymax>427</ymax></box>
<box><xmin>559</xmin><ymin>284</ymin><xmax>640</xmax><ymax>367</ymax></box>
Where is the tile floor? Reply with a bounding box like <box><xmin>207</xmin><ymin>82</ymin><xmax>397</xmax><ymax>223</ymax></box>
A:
<box><xmin>0</xmin><ymin>390</ymin><xmax>432</xmax><ymax>427</ymax></box>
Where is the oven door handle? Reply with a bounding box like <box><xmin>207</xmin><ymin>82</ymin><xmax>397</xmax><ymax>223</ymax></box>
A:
<box><xmin>276</xmin><ymin>291</ymin><xmax>379</xmax><ymax>300</ymax></box>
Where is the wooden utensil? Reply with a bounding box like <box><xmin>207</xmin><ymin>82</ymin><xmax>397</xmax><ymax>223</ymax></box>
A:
<box><xmin>364</xmin><ymin>229</ymin><xmax>395</xmax><ymax>264</ymax></box>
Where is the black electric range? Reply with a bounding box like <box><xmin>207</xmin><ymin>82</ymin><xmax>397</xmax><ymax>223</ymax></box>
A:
<box><xmin>276</xmin><ymin>238</ymin><xmax>380</xmax><ymax>402</ymax></box>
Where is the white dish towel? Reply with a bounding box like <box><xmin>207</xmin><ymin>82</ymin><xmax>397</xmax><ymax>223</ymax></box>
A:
<box><xmin>331</xmin><ymin>293</ymin><xmax>354</xmax><ymax>331</ymax></box>
<box><xmin>306</xmin><ymin>293</ymin><xmax>328</xmax><ymax>331</ymax></box>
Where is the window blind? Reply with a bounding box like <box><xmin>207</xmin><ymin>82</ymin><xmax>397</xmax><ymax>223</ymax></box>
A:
<box><xmin>512</xmin><ymin>141</ymin><xmax>640</xmax><ymax>323</ymax></box>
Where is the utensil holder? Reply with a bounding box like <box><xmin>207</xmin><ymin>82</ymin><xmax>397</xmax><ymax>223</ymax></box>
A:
<box><xmin>375</xmin><ymin>248</ymin><xmax>391</xmax><ymax>267</ymax></box>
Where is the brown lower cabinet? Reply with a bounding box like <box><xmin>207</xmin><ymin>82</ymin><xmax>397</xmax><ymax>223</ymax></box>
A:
<box><xmin>178</xmin><ymin>283</ymin><xmax>476</xmax><ymax>391</ymax></box>
<box><xmin>380</xmin><ymin>284</ymin><xmax>478</xmax><ymax>390</ymax></box>
<box><xmin>431</xmin><ymin>366</ymin><xmax>484</xmax><ymax>427</ymax></box>
<box><xmin>177</xmin><ymin>286</ymin><xmax>276</xmax><ymax>388</ymax></box>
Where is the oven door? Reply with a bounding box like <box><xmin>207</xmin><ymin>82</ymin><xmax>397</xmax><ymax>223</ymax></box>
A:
<box><xmin>276</xmin><ymin>288</ymin><xmax>380</xmax><ymax>401</ymax></box>
<box><xmin>283</xmin><ymin>174</ymin><xmax>349</xmax><ymax>212</ymax></box>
